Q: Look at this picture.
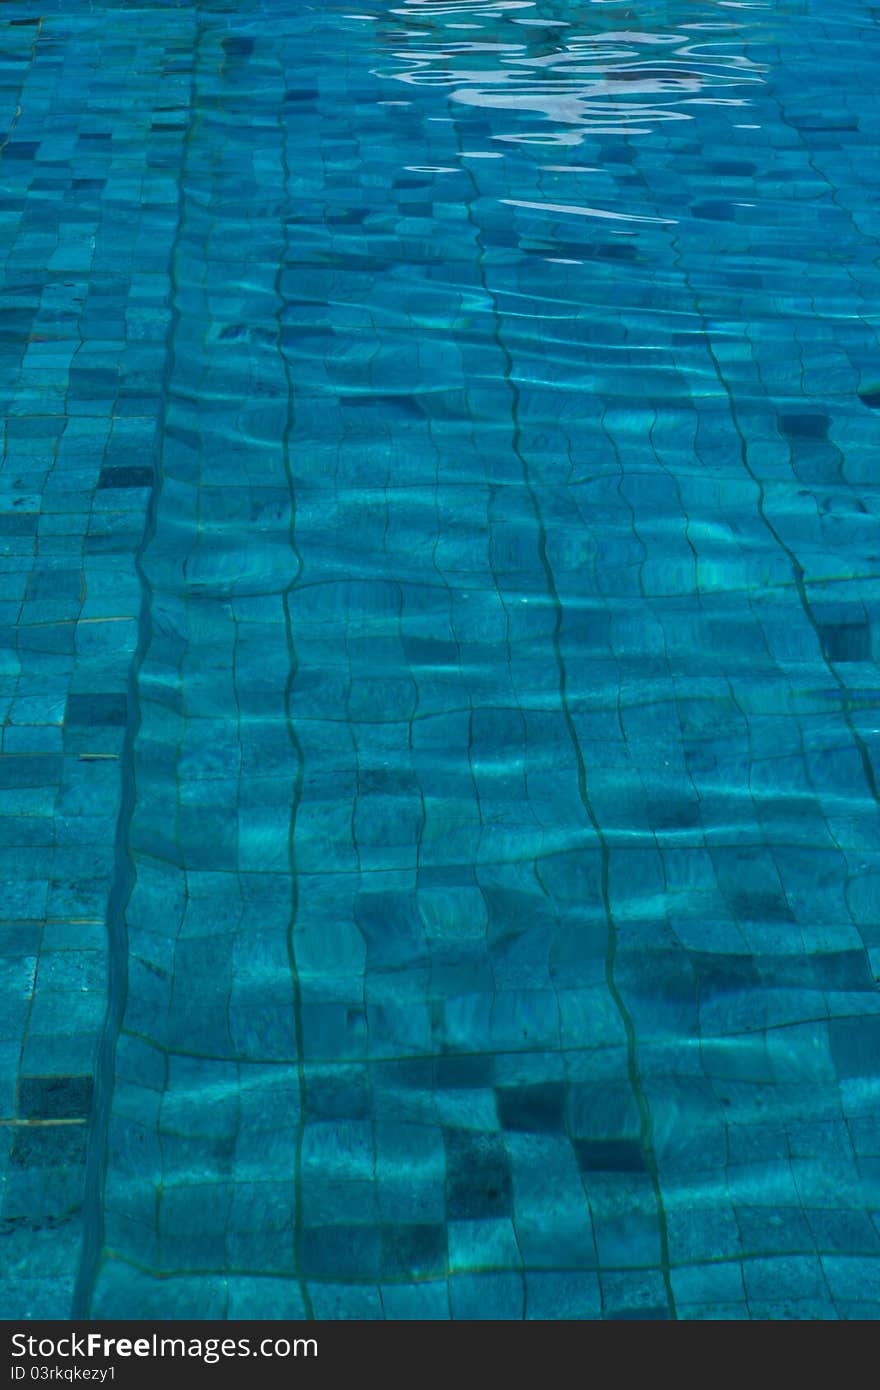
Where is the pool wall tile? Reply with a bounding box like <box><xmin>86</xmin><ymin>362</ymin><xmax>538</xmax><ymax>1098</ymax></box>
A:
<box><xmin>3</xmin><ymin>0</ymin><xmax>880</xmax><ymax>1321</ymax></box>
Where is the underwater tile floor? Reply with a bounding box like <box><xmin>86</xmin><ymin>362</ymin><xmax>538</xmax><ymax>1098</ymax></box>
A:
<box><xmin>1</xmin><ymin>0</ymin><xmax>880</xmax><ymax>1321</ymax></box>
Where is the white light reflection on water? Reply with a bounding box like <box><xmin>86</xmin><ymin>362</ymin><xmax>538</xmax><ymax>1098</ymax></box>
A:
<box><xmin>378</xmin><ymin>0</ymin><xmax>765</xmax><ymax>146</ymax></box>
<box><xmin>500</xmin><ymin>197</ymin><xmax>678</xmax><ymax>223</ymax></box>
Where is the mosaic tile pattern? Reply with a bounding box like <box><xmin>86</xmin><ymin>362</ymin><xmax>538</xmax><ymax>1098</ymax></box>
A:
<box><xmin>0</xmin><ymin>2</ymin><xmax>192</xmax><ymax>1316</ymax></box>
<box><xmin>2</xmin><ymin>0</ymin><xmax>880</xmax><ymax>1320</ymax></box>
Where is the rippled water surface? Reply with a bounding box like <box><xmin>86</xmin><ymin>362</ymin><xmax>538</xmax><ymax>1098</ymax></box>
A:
<box><xmin>3</xmin><ymin>0</ymin><xmax>880</xmax><ymax>1320</ymax></box>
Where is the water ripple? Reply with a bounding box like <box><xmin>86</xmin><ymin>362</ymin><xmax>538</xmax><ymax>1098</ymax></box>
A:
<box><xmin>379</xmin><ymin>1</ymin><xmax>765</xmax><ymax>145</ymax></box>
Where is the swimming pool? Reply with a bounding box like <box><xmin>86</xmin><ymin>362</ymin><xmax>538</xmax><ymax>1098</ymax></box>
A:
<box><xmin>2</xmin><ymin>0</ymin><xmax>880</xmax><ymax>1320</ymax></box>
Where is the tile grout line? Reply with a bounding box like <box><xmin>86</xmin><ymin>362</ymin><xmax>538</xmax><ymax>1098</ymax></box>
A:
<box><xmin>275</xmin><ymin>37</ymin><xmax>314</xmax><ymax>1322</ymax></box>
<box><xmin>70</xmin><ymin>5</ymin><xmax>205</xmax><ymax>1319</ymax></box>
<box><xmin>446</xmin><ymin>100</ymin><xmax>678</xmax><ymax>1320</ymax></box>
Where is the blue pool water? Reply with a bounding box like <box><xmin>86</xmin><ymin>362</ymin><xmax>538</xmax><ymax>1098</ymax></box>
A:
<box><xmin>2</xmin><ymin>0</ymin><xmax>880</xmax><ymax>1320</ymax></box>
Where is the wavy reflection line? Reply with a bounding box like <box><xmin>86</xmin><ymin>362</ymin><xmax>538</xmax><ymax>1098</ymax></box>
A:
<box><xmin>501</xmin><ymin>197</ymin><xmax>678</xmax><ymax>224</ymax></box>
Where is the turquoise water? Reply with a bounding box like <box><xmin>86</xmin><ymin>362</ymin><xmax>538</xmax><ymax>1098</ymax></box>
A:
<box><xmin>2</xmin><ymin>0</ymin><xmax>880</xmax><ymax>1320</ymax></box>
